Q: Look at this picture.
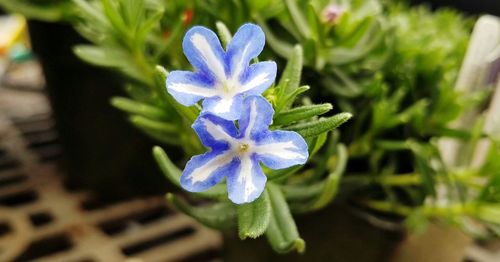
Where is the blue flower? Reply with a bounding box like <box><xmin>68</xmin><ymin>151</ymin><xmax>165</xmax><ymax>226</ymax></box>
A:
<box><xmin>166</xmin><ymin>23</ymin><xmax>277</xmax><ymax>120</ymax></box>
<box><xmin>180</xmin><ymin>96</ymin><xmax>309</xmax><ymax>204</ymax></box>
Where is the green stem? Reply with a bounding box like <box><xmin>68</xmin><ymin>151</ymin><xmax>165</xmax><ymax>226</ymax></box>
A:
<box><xmin>364</xmin><ymin>200</ymin><xmax>477</xmax><ymax>218</ymax></box>
<box><xmin>342</xmin><ymin>169</ymin><xmax>483</xmax><ymax>188</ymax></box>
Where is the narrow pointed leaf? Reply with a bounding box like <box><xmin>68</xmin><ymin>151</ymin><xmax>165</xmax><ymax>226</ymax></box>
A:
<box><xmin>278</xmin><ymin>85</ymin><xmax>310</xmax><ymax>112</ymax></box>
<box><xmin>265</xmin><ymin>183</ymin><xmax>305</xmax><ymax>254</ymax></box>
<box><xmin>130</xmin><ymin>115</ymin><xmax>177</xmax><ymax>133</ymax></box>
<box><xmin>255</xmin><ymin>16</ymin><xmax>294</xmax><ymax>58</ymax></box>
<box><xmin>216</xmin><ymin>21</ymin><xmax>232</xmax><ymax>47</ymax></box>
<box><xmin>285</xmin><ymin>113</ymin><xmax>352</xmax><ymax>138</ymax></box>
<box><xmin>237</xmin><ymin>190</ymin><xmax>271</xmax><ymax>239</ymax></box>
<box><xmin>112</xmin><ymin>97</ymin><xmax>168</xmax><ymax>120</ymax></box>
<box><xmin>308</xmin><ymin>131</ymin><xmax>328</xmax><ymax>157</ymax></box>
<box><xmin>153</xmin><ymin>146</ymin><xmax>182</xmax><ymax>187</ymax></box>
<box><xmin>154</xmin><ymin>65</ymin><xmax>200</xmax><ymax>123</ymax></box>
<box><xmin>274</xmin><ymin>103</ymin><xmax>332</xmax><ymax>126</ymax></box>
<box><xmin>131</xmin><ymin>118</ymin><xmax>180</xmax><ymax>145</ymax></box>
<box><xmin>268</xmin><ymin>166</ymin><xmax>302</xmax><ymax>181</ymax></box>
<box><xmin>167</xmin><ymin>193</ymin><xmax>236</xmax><ymax>230</ymax></box>
<box><xmin>276</xmin><ymin>45</ymin><xmax>303</xmax><ymax>112</ymax></box>
<box><xmin>0</xmin><ymin>0</ymin><xmax>71</xmax><ymax>21</ymax></box>
<box><xmin>74</xmin><ymin>45</ymin><xmax>127</xmax><ymax>67</ymax></box>
<box><xmin>283</xmin><ymin>143</ymin><xmax>347</xmax><ymax>204</ymax></box>
<box><xmin>312</xmin><ymin>144</ymin><xmax>348</xmax><ymax>209</ymax></box>
<box><xmin>283</xmin><ymin>0</ymin><xmax>310</xmax><ymax>39</ymax></box>
<box><xmin>282</xmin><ymin>183</ymin><xmax>323</xmax><ymax>201</ymax></box>
<box><xmin>152</xmin><ymin>147</ymin><xmax>226</xmax><ymax>198</ymax></box>
<box><xmin>101</xmin><ymin>0</ymin><xmax>128</xmax><ymax>36</ymax></box>
<box><xmin>73</xmin><ymin>0</ymin><xmax>109</xmax><ymax>25</ymax></box>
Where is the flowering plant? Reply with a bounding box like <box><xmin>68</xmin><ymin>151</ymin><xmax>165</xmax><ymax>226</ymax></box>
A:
<box><xmin>6</xmin><ymin>0</ymin><xmax>500</xmax><ymax>256</ymax></box>
<box><xmin>159</xmin><ymin>23</ymin><xmax>350</xmax><ymax>251</ymax></box>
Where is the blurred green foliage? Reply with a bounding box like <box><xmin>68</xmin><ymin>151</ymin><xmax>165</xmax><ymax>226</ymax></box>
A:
<box><xmin>4</xmin><ymin>0</ymin><xmax>500</xmax><ymax>252</ymax></box>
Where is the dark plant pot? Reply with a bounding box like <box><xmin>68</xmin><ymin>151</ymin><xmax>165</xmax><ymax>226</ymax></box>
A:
<box><xmin>27</xmin><ymin>21</ymin><xmax>167</xmax><ymax>200</ymax></box>
<box><xmin>223</xmin><ymin>203</ymin><xmax>404</xmax><ymax>262</ymax></box>
<box><xmin>223</xmin><ymin>204</ymin><xmax>473</xmax><ymax>262</ymax></box>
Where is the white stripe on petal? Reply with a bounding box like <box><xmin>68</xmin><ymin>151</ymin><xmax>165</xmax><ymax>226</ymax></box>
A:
<box><xmin>231</xmin><ymin>44</ymin><xmax>250</xmax><ymax>82</ymax></box>
<box><xmin>201</xmin><ymin>118</ymin><xmax>234</xmax><ymax>142</ymax></box>
<box><xmin>189</xmin><ymin>152</ymin><xmax>233</xmax><ymax>184</ymax></box>
<box><xmin>191</xmin><ymin>33</ymin><xmax>227</xmax><ymax>81</ymax></box>
<box><xmin>244</xmin><ymin>99</ymin><xmax>258</xmax><ymax>138</ymax></box>
<box><xmin>169</xmin><ymin>82</ymin><xmax>217</xmax><ymax>97</ymax></box>
<box><xmin>237</xmin><ymin>156</ymin><xmax>258</xmax><ymax>202</ymax></box>
<box><xmin>213</xmin><ymin>98</ymin><xmax>234</xmax><ymax>114</ymax></box>
<box><xmin>254</xmin><ymin>141</ymin><xmax>306</xmax><ymax>160</ymax></box>
<box><xmin>239</xmin><ymin>72</ymin><xmax>270</xmax><ymax>93</ymax></box>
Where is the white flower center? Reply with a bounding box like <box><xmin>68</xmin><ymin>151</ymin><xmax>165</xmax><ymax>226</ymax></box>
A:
<box><xmin>219</xmin><ymin>78</ymin><xmax>240</xmax><ymax>97</ymax></box>
<box><xmin>232</xmin><ymin>139</ymin><xmax>254</xmax><ymax>157</ymax></box>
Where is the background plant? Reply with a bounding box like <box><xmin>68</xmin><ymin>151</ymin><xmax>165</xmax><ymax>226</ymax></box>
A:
<box><xmin>3</xmin><ymin>0</ymin><xmax>500</xmax><ymax>253</ymax></box>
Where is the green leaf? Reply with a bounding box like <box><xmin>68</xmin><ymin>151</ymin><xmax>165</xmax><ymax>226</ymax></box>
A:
<box><xmin>111</xmin><ymin>97</ymin><xmax>168</xmax><ymax>120</ymax></box>
<box><xmin>152</xmin><ymin>146</ymin><xmax>182</xmax><ymax>187</ymax></box>
<box><xmin>306</xmin><ymin>3</ymin><xmax>322</xmax><ymax>42</ymax></box>
<box><xmin>265</xmin><ymin>183</ymin><xmax>305</xmax><ymax>254</ymax></box>
<box><xmin>477</xmin><ymin>204</ymin><xmax>500</xmax><ymax>224</ymax></box>
<box><xmin>154</xmin><ymin>66</ymin><xmax>200</xmax><ymax>123</ymax></box>
<box><xmin>285</xmin><ymin>113</ymin><xmax>352</xmax><ymax>138</ymax></box>
<box><xmin>74</xmin><ymin>45</ymin><xmax>146</xmax><ymax>82</ymax></box>
<box><xmin>73</xmin><ymin>0</ymin><xmax>110</xmax><ymax>26</ymax></box>
<box><xmin>274</xmin><ymin>103</ymin><xmax>332</xmax><ymax>126</ymax></box>
<box><xmin>255</xmin><ymin>16</ymin><xmax>294</xmax><ymax>58</ymax></box>
<box><xmin>152</xmin><ymin>147</ymin><xmax>226</xmax><ymax>199</ymax></box>
<box><xmin>408</xmin><ymin>141</ymin><xmax>436</xmax><ymax>197</ymax></box>
<box><xmin>73</xmin><ymin>45</ymin><xmax>127</xmax><ymax>67</ymax></box>
<box><xmin>276</xmin><ymin>85</ymin><xmax>310</xmax><ymax>112</ymax></box>
<box><xmin>282</xmin><ymin>183</ymin><xmax>323</xmax><ymax>201</ymax></box>
<box><xmin>101</xmin><ymin>0</ymin><xmax>129</xmax><ymax>37</ymax></box>
<box><xmin>122</xmin><ymin>0</ymin><xmax>145</xmax><ymax>29</ymax></box>
<box><xmin>167</xmin><ymin>193</ymin><xmax>237</xmax><ymax>230</ymax></box>
<box><xmin>267</xmin><ymin>166</ymin><xmax>302</xmax><ymax>181</ymax></box>
<box><xmin>284</xmin><ymin>143</ymin><xmax>347</xmax><ymax>210</ymax></box>
<box><xmin>276</xmin><ymin>45</ymin><xmax>304</xmax><ymax>112</ymax></box>
<box><xmin>130</xmin><ymin>115</ymin><xmax>177</xmax><ymax>134</ymax></box>
<box><xmin>283</xmin><ymin>0</ymin><xmax>310</xmax><ymax>39</ymax></box>
<box><xmin>237</xmin><ymin>191</ymin><xmax>271</xmax><ymax>239</ymax></box>
<box><xmin>312</xmin><ymin>131</ymin><xmax>339</xmax><ymax>179</ymax></box>
<box><xmin>136</xmin><ymin>8</ymin><xmax>164</xmax><ymax>46</ymax></box>
<box><xmin>216</xmin><ymin>21</ymin><xmax>233</xmax><ymax>48</ymax></box>
<box><xmin>0</xmin><ymin>0</ymin><xmax>72</xmax><ymax>21</ymax></box>
<box><xmin>309</xmin><ymin>131</ymin><xmax>328</xmax><ymax>157</ymax></box>
<box><xmin>130</xmin><ymin>117</ymin><xmax>180</xmax><ymax>145</ymax></box>
<box><xmin>311</xmin><ymin>144</ymin><xmax>348</xmax><ymax>209</ymax></box>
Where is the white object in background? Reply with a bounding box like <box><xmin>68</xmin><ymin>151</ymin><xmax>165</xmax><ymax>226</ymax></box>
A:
<box><xmin>455</xmin><ymin>16</ymin><xmax>500</xmax><ymax>92</ymax></box>
<box><xmin>471</xmin><ymin>78</ymin><xmax>500</xmax><ymax>168</ymax></box>
<box><xmin>439</xmin><ymin>15</ymin><xmax>500</xmax><ymax>168</ymax></box>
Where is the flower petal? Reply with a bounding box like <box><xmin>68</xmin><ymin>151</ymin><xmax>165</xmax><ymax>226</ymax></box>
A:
<box><xmin>238</xmin><ymin>96</ymin><xmax>274</xmax><ymax>140</ymax></box>
<box><xmin>192</xmin><ymin>113</ymin><xmax>238</xmax><ymax>149</ymax></box>
<box><xmin>166</xmin><ymin>70</ymin><xmax>218</xmax><ymax>106</ymax></box>
<box><xmin>226</xmin><ymin>23</ymin><xmax>265</xmax><ymax>81</ymax></box>
<box><xmin>202</xmin><ymin>94</ymin><xmax>244</xmax><ymax>121</ymax></box>
<box><xmin>183</xmin><ymin>26</ymin><xmax>227</xmax><ymax>81</ymax></box>
<box><xmin>227</xmin><ymin>155</ymin><xmax>267</xmax><ymax>204</ymax></box>
<box><xmin>255</xmin><ymin>130</ymin><xmax>309</xmax><ymax>169</ymax></box>
<box><xmin>180</xmin><ymin>150</ymin><xmax>236</xmax><ymax>192</ymax></box>
<box><xmin>239</xmin><ymin>61</ymin><xmax>277</xmax><ymax>95</ymax></box>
